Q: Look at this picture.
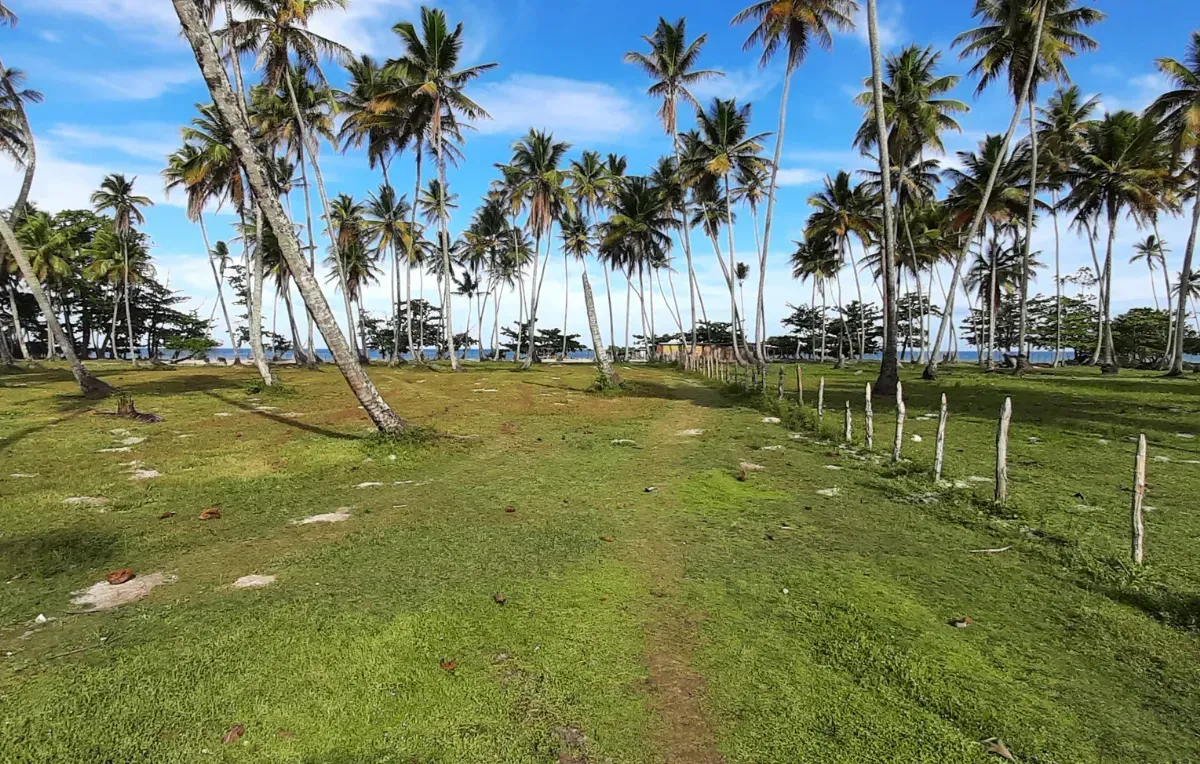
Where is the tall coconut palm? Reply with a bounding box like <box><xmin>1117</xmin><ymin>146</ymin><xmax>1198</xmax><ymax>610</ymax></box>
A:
<box><xmin>806</xmin><ymin>171</ymin><xmax>876</xmax><ymax>359</ymax></box>
<box><xmin>561</xmin><ymin>212</ymin><xmax>616</xmax><ymax>385</ymax></box>
<box><xmin>1060</xmin><ymin>111</ymin><xmax>1169</xmax><ymax>374</ymax></box>
<box><xmin>569</xmin><ymin>150</ymin><xmax>615</xmax><ymax>356</ymax></box>
<box><xmin>790</xmin><ymin>236</ymin><xmax>841</xmax><ymax>361</ymax></box>
<box><xmin>733</xmin><ymin>0</ymin><xmax>858</xmax><ymax>366</ymax></box>
<box><xmin>733</xmin><ymin>160</ymin><xmax>771</xmax><ymax>347</ymax></box>
<box><xmin>173</xmin><ymin>0</ymin><xmax>405</xmax><ymax>431</ymax></box>
<box><xmin>1153</xmin><ymin>31</ymin><xmax>1200</xmax><ymax>377</ymax></box>
<box><xmin>508</xmin><ymin>129</ymin><xmax>572</xmax><ymax>368</ymax></box>
<box><xmin>1131</xmin><ymin>235</ymin><xmax>1168</xmax><ymax>310</ymax></box>
<box><xmin>954</xmin><ymin>0</ymin><xmax>1103</xmax><ymax>370</ymax></box>
<box><xmin>1036</xmin><ymin>85</ymin><xmax>1099</xmax><ymax>365</ymax></box>
<box><xmin>923</xmin><ymin>0</ymin><xmax>1051</xmax><ymax>380</ymax></box>
<box><xmin>17</xmin><ymin>212</ymin><xmax>72</xmax><ymax>358</ymax></box>
<box><xmin>689</xmin><ymin>98</ymin><xmax>769</xmax><ymax>365</ymax></box>
<box><xmin>389</xmin><ymin>6</ymin><xmax>497</xmax><ymax>371</ymax></box>
<box><xmin>625</xmin><ymin>17</ymin><xmax>720</xmax><ymax>353</ymax></box>
<box><xmin>363</xmin><ymin>184</ymin><xmax>413</xmax><ymax>364</ymax></box>
<box><xmin>0</xmin><ymin>66</ymin><xmax>40</xmax><ymax>233</ymax></box>
<box><xmin>90</xmin><ymin>174</ymin><xmax>152</xmax><ymax>363</ymax></box>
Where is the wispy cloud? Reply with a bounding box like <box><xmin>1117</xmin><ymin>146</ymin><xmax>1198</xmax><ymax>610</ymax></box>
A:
<box><xmin>48</xmin><ymin>124</ymin><xmax>179</xmax><ymax>163</ymax></box>
<box><xmin>38</xmin><ymin>30</ymin><xmax>62</xmax><ymax>44</ymax></box>
<box><xmin>0</xmin><ymin>141</ymin><xmax>174</xmax><ymax>213</ymax></box>
<box><xmin>38</xmin><ymin>0</ymin><xmax>181</xmax><ymax>44</ymax></box>
<box><xmin>774</xmin><ymin>168</ymin><xmax>823</xmax><ymax>187</ymax></box>
<box><xmin>688</xmin><ymin>66</ymin><xmax>780</xmax><ymax>104</ymax></box>
<box><xmin>49</xmin><ymin>64</ymin><xmax>198</xmax><ymax>101</ymax></box>
<box><xmin>851</xmin><ymin>3</ymin><xmax>906</xmax><ymax>50</ymax></box>
<box><xmin>474</xmin><ymin>74</ymin><xmax>649</xmax><ymax>143</ymax></box>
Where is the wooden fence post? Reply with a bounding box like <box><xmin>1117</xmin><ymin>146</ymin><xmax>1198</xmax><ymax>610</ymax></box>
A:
<box><xmin>818</xmin><ymin>377</ymin><xmax>826</xmax><ymax>425</ymax></box>
<box><xmin>796</xmin><ymin>366</ymin><xmax>804</xmax><ymax>405</ymax></box>
<box><xmin>995</xmin><ymin>397</ymin><xmax>1012</xmax><ymax>504</ymax></box>
<box><xmin>1132</xmin><ymin>433</ymin><xmax>1147</xmax><ymax>566</ymax></box>
<box><xmin>844</xmin><ymin>400</ymin><xmax>852</xmax><ymax>442</ymax></box>
<box><xmin>892</xmin><ymin>381</ymin><xmax>906</xmax><ymax>463</ymax></box>
<box><xmin>864</xmin><ymin>383</ymin><xmax>874</xmax><ymax>450</ymax></box>
<box><xmin>777</xmin><ymin>368</ymin><xmax>785</xmax><ymax>400</ymax></box>
<box><xmin>934</xmin><ymin>393</ymin><xmax>948</xmax><ymax>482</ymax></box>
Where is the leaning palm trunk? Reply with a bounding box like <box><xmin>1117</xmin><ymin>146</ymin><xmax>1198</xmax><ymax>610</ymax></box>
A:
<box><xmin>522</xmin><ymin>232</ymin><xmax>544</xmax><ymax>369</ymax></box>
<box><xmin>296</xmin><ymin>151</ymin><xmax>318</xmax><ymax>366</ymax></box>
<box><xmin>173</xmin><ymin>0</ymin><xmax>405</xmax><ymax>431</ymax></box>
<box><xmin>0</xmin><ymin>217</ymin><xmax>111</xmax><ymax>395</ymax></box>
<box><xmin>923</xmin><ymin>0</ymin><xmax>1047</xmax><ymax>380</ymax></box>
<box><xmin>756</xmin><ymin>62</ymin><xmax>794</xmax><ymax>367</ymax></box>
<box><xmin>282</xmin><ymin>278</ymin><xmax>306</xmax><ymax>364</ymax></box>
<box><xmin>1015</xmin><ymin>98</ymin><xmax>1040</xmax><ymax>372</ymax></box>
<box><xmin>284</xmin><ymin>75</ymin><xmax>360</xmax><ymax>363</ymax></box>
<box><xmin>602</xmin><ymin>265</ymin><xmax>616</xmax><ymax>360</ymax></box>
<box><xmin>562</xmin><ymin>252</ymin><xmax>570</xmax><ymax>359</ymax></box>
<box><xmin>8</xmin><ymin>283</ymin><xmax>29</xmax><ymax>360</ymax></box>
<box><xmin>120</xmin><ymin>236</ymin><xmax>136</xmax><ymax>363</ymax></box>
<box><xmin>1168</xmin><ymin>156</ymin><xmax>1200</xmax><ymax>376</ymax></box>
<box><xmin>582</xmin><ymin>267</ymin><xmax>615</xmax><ymax>385</ymax></box>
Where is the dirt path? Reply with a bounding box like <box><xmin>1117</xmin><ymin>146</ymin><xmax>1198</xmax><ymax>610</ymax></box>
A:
<box><xmin>631</xmin><ymin>371</ymin><xmax>726</xmax><ymax>763</ymax></box>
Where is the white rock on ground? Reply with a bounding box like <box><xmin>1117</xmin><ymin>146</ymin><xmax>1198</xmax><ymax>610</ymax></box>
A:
<box><xmin>911</xmin><ymin>434</ymin><xmax>923</xmax><ymax>442</ymax></box>
<box><xmin>10</xmin><ymin>473</ymin><xmax>37</xmax><ymax>478</ymax></box>
<box><xmin>64</xmin><ymin>497</ymin><xmax>109</xmax><ymax>507</ymax></box>
<box><xmin>130</xmin><ymin>469</ymin><xmax>161</xmax><ymax>481</ymax></box>
<box><xmin>214</xmin><ymin>412</ymin><xmax>232</xmax><ymax>418</ymax></box>
<box><xmin>233</xmin><ymin>574</ymin><xmax>277</xmax><ymax>589</ymax></box>
<box><xmin>739</xmin><ymin>462</ymin><xmax>765</xmax><ymax>472</ymax></box>
<box><xmin>817</xmin><ymin>487</ymin><xmax>840</xmax><ymax>497</ymax></box>
<box><xmin>98</xmin><ymin>447</ymin><xmax>132</xmax><ymax>453</ymax></box>
<box><xmin>293</xmin><ymin>508</ymin><xmax>352</xmax><ymax>525</ymax></box>
<box><xmin>118</xmin><ymin>437</ymin><xmax>146</xmax><ymax>446</ymax></box>
<box><xmin>611</xmin><ymin>439</ymin><xmax>637</xmax><ymax>445</ymax></box>
<box><xmin>109</xmin><ymin>428</ymin><xmax>131</xmax><ymax>436</ymax></box>
<box><xmin>761</xmin><ymin>417</ymin><xmax>781</xmax><ymax>424</ymax></box>
<box><xmin>71</xmin><ymin>572</ymin><xmax>172</xmax><ymax>611</ymax></box>
<box><xmin>354</xmin><ymin>482</ymin><xmax>383</xmax><ymax>489</ymax></box>
<box><xmin>675</xmin><ymin>429</ymin><xmax>705</xmax><ymax>437</ymax></box>
<box><xmin>760</xmin><ymin>445</ymin><xmax>784</xmax><ymax>451</ymax></box>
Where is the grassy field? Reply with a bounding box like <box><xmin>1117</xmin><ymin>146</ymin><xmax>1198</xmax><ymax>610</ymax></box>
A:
<box><xmin>2</xmin><ymin>358</ymin><xmax>1199</xmax><ymax>762</ymax></box>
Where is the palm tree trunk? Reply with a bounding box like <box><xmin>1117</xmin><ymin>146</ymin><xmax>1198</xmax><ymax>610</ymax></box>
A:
<box><xmin>810</xmin><ymin>279</ymin><xmax>818</xmax><ymax>360</ymax></box>
<box><xmin>0</xmin><ymin>216</ymin><xmax>110</xmax><ymax>395</ymax></box>
<box><xmin>846</xmin><ymin>237</ymin><xmax>867</xmax><ymax>359</ymax></box>
<box><xmin>820</xmin><ymin>281</ymin><xmax>828</xmax><ymax>363</ymax></box>
<box><xmin>523</xmin><ymin>230</ymin><xmax>543</xmax><ymax>369</ymax></box>
<box><xmin>284</xmin><ymin>73</ymin><xmax>359</xmax><ymax>363</ymax></box>
<box><xmin>431</xmin><ymin>110</ymin><xmax>460</xmax><ymax>371</ymax></box>
<box><xmin>1052</xmin><ymin>193</ymin><xmax>1063</xmax><ymax>366</ymax></box>
<box><xmin>1158</xmin><ymin>222</ymin><xmax>1175</xmax><ymax>368</ymax></box>
<box><xmin>246</xmin><ymin>203</ymin><xmax>274</xmax><ymax>384</ymax></box>
<box><xmin>1016</xmin><ymin>98</ymin><xmax>1040</xmax><ymax>372</ymax></box>
<box><xmin>1169</xmin><ymin>155</ymin><xmax>1200</xmax><ymax>376</ymax></box>
<box><xmin>988</xmin><ymin>235</ymin><xmax>998</xmax><ymax>370</ymax></box>
<box><xmin>295</xmin><ymin>149</ymin><xmax>318</xmax><ymax>366</ymax></box>
<box><xmin>1099</xmin><ymin>210</ymin><xmax>1120</xmax><ymax>373</ymax></box>
<box><xmin>723</xmin><ymin>175</ymin><xmax>747</xmax><ymax>365</ymax></box>
<box><xmin>672</xmin><ymin>136</ymin><xmax>698</xmax><ymax>351</ymax></box>
<box><xmin>562</xmin><ymin>250</ymin><xmax>569</xmax><ymax>359</ymax></box>
<box><xmin>922</xmin><ymin>0</ymin><xmax>1047</xmax><ymax>380</ymax></box>
<box><xmin>665</xmin><ymin>268</ymin><xmax>684</xmax><ymax>340</ymax></box>
<box><xmin>582</xmin><ymin>267</ymin><xmax>615</xmax><ymax>385</ymax></box>
<box><xmin>624</xmin><ymin>270</ymin><xmax>632</xmax><ymax>360</ymax></box>
<box><xmin>866</xmin><ymin>0</ymin><xmax>900</xmax><ymax>395</ymax></box>
<box><xmin>757</xmin><ymin>63</ymin><xmax>793</xmax><ymax>367</ymax></box>
<box><xmin>516</xmin><ymin>272</ymin><xmax>526</xmax><ymax>362</ymax></box>
<box><xmin>282</xmin><ymin>277</ymin><xmax>305</xmax><ymax>364</ymax></box>
<box><xmin>7</xmin><ymin>283</ymin><xmax>29</xmax><ymax>360</ymax></box>
<box><xmin>198</xmin><ymin>214</ymin><xmax>239</xmax><ymax>359</ymax></box>
<box><xmin>834</xmin><ymin>267</ymin><xmax>847</xmax><ymax>368</ymax></box>
<box><xmin>173</xmin><ymin>0</ymin><xmax>405</xmax><ymax>431</ymax></box>
<box><xmin>1085</xmin><ymin>219</ymin><xmax>1105</xmax><ymax>365</ymax></box>
<box><xmin>602</xmin><ymin>264</ymin><xmax>616</xmax><ymax>360</ymax></box>
<box><xmin>121</xmin><ymin>236</ymin><xmax>136</xmax><ymax>363</ymax></box>
<box><xmin>109</xmin><ymin>287</ymin><xmax>120</xmax><ymax>359</ymax></box>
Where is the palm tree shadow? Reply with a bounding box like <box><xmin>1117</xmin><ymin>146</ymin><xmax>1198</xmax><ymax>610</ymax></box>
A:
<box><xmin>0</xmin><ymin>408</ymin><xmax>90</xmax><ymax>454</ymax></box>
<box><xmin>204</xmin><ymin>392</ymin><xmax>362</xmax><ymax>441</ymax></box>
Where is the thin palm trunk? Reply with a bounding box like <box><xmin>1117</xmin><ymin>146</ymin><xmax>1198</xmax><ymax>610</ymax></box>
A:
<box><xmin>867</xmin><ymin>0</ymin><xmax>900</xmax><ymax>395</ymax></box>
<box><xmin>673</xmin><ymin>138</ymin><xmax>698</xmax><ymax>351</ymax></box>
<box><xmin>820</xmin><ymin>280</ymin><xmax>828</xmax><ymax>363</ymax></box>
<box><xmin>1098</xmin><ymin>209</ymin><xmax>1119</xmax><ymax>371</ymax></box>
<box><xmin>582</xmin><ymin>266</ymin><xmax>615</xmax><ymax>384</ymax></box>
<box><xmin>1016</xmin><ymin>98</ymin><xmax>1040</xmax><ymax>370</ymax></box>
<box><xmin>723</xmin><ymin>175</ymin><xmax>746</xmax><ymax>364</ymax></box>
<box><xmin>1169</xmin><ymin>155</ymin><xmax>1200</xmax><ymax>376</ymax></box>
<box><xmin>296</xmin><ymin>150</ymin><xmax>317</xmax><ymax>365</ymax></box>
<box><xmin>624</xmin><ymin>270</ymin><xmax>632</xmax><ymax>360</ymax></box>
<box><xmin>431</xmin><ymin>101</ymin><xmax>460</xmax><ymax>372</ymax></box>
<box><xmin>1085</xmin><ymin>219</ymin><xmax>1105</xmax><ymax>364</ymax></box>
<box><xmin>407</xmin><ymin>145</ymin><xmax>423</xmax><ymax>362</ymax></box>
<box><xmin>248</xmin><ymin>204</ymin><xmax>274</xmax><ymax>381</ymax></box>
<box><xmin>923</xmin><ymin>0</ymin><xmax>1048</xmax><ymax>379</ymax></box>
<box><xmin>988</xmin><ymin>231</ymin><xmax>998</xmax><ymax>369</ymax></box>
<box><xmin>523</xmin><ymin>230</ymin><xmax>543</xmax><ymax>368</ymax></box>
<box><xmin>7</xmin><ymin>283</ymin><xmax>29</xmax><ymax>360</ymax></box>
<box><xmin>756</xmin><ymin>63</ymin><xmax>793</xmax><ymax>366</ymax></box>
<box><xmin>603</xmin><ymin>265</ymin><xmax>615</xmax><ymax>359</ymax></box>
<box><xmin>174</xmin><ymin>0</ymin><xmax>405</xmax><ymax>431</ymax></box>
<box><xmin>109</xmin><ymin>287</ymin><xmax>120</xmax><ymax>359</ymax></box>
<box><xmin>562</xmin><ymin>250</ymin><xmax>569</xmax><ymax>359</ymax></box>
<box><xmin>516</xmin><ymin>273</ymin><xmax>526</xmax><ymax>362</ymax></box>
<box><xmin>846</xmin><ymin>237</ymin><xmax>866</xmax><ymax>359</ymax></box>
<box><xmin>198</xmin><ymin>214</ymin><xmax>239</xmax><ymax>358</ymax></box>
<box><xmin>120</xmin><ymin>236</ymin><xmax>136</xmax><ymax>362</ymax></box>
<box><xmin>1052</xmin><ymin>192</ymin><xmax>1063</xmax><ymax>366</ymax></box>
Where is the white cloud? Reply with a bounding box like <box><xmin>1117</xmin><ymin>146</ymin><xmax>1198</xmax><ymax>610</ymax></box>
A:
<box><xmin>474</xmin><ymin>74</ymin><xmax>649</xmax><ymax>143</ymax></box>
<box><xmin>38</xmin><ymin>30</ymin><xmax>62</xmax><ymax>43</ymax></box>
<box><xmin>775</xmin><ymin>168</ymin><xmax>823</xmax><ymax>187</ymax></box>
<box><xmin>688</xmin><ymin>66</ymin><xmax>780</xmax><ymax>104</ymax></box>
<box><xmin>37</xmin><ymin>0</ymin><xmax>181</xmax><ymax>42</ymax></box>
<box><xmin>308</xmin><ymin>0</ymin><xmax>419</xmax><ymax>58</ymax></box>
<box><xmin>852</xmin><ymin>3</ymin><xmax>905</xmax><ymax>50</ymax></box>
<box><xmin>48</xmin><ymin>124</ymin><xmax>178</xmax><ymax>163</ymax></box>
<box><xmin>0</xmin><ymin>142</ymin><xmax>175</xmax><ymax>213</ymax></box>
<box><xmin>52</xmin><ymin>65</ymin><xmax>198</xmax><ymax>101</ymax></box>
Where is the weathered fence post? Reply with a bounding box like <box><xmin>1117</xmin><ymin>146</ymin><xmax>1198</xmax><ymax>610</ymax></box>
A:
<box><xmin>995</xmin><ymin>397</ymin><xmax>1012</xmax><ymax>504</ymax></box>
<box><xmin>1132</xmin><ymin>433</ymin><xmax>1147</xmax><ymax>566</ymax></box>
<box><xmin>796</xmin><ymin>366</ymin><xmax>804</xmax><ymax>405</ymax></box>
<box><xmin>761</xmin><ymin>368</ymin><xmax>768</xmax><ymax>395</ymax></box>
<box><xmin>844</xmin><ymin>400</ymin><xmax>853</xmax><ymax>442</ymax></box>
<box><xmin>818</xmin><ymin>377</ymin><xmax>826</xmax><ymax>425</ymax></box>
<box><xmin>864</xmin><ymin>383</ymin><xmax>874</xmax><ymax>450</ymax></box>
<box><xmin>777</xmin><ymin>368</ymin><xmax>785</xmax><ymax>400</ymax></box>
<box><xmin>892</xmin><ymin>381</ymin><xmax>906</xmax><ymax>463</ymax></box>
<box><xmin>934</xmin><ymin>393</ymin><xmax>948</xmax><ymax>482</ymax></box>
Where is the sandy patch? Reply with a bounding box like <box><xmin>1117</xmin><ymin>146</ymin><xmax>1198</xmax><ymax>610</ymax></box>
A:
<box><xmin>824</xmin><ymin>465</ymin><xmax>844</xmax><ymax>470</ymax></box>
<box><xmin>293</xmin><ymin>508</ymin><xmax>352</xmax><ymax>525</ymax></box>
<box><xmin>254</xmin><ymin>405</ymin><xmax>279</xmax><ymax>411</ymax></box>
<box><xmin>118</xmin><ymin>436</ymin><xmax>146</xmax><ymax>446</ymax></box>
<box><xmin>64</xmin><ymin>496</ymin><xmax>109</xmax><ymax>507</ymax></box>
<box><xmin>675</xmin><ymin>429</ymin><xmax>705</xmax><ymax>437</ymax></box>
<box><xmin>817</xmin><ymin>487</ymin><xmax>840</xmax><ymax>497</ymax></box>
<box><xmin>130</xmin><ymin>469</ymin><xmax>160</xmax><ymax>481</ymax></box>
<box><xmin>473</xmin><ymin>388</ymin><xmax>499</xmax><ymax>393</ymax></box>
<box><xmin>177</xmin><ymin>434</ymin><xmax>194</xmax><ymax>439</ymax></box>
<box><xmin>233</xmin><ymin>574</ymin><xmax>276</xmax><ymax>589</ymax></box>
<box><xmin>214</xmin><ymin>412</ymin><xmax>232</xmax><ymax>418</ymax></box>
<box><xmin>760</xmin><ymin>445</ymin><xmax>784</xmax><ymax>451</ymax></box>
<box><xmin>98</xmin><ymin>447</ymin><xmax>132</xmax><ymax>453</ymax></box>
<box><xmin>71</xmin><ymin>572</ymin><xmax>172</xmax><ymax>611</ymax></box>
<box><xmin>739</xmin><ymin>462</ymin><xmax>764</xmax><ymax>472</ymax></box>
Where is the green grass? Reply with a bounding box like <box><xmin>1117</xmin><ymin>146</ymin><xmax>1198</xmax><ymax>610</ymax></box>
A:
<box><xmin>2</xmin><ymin>359</ymin><xmax>1199</xmax><ymax>762</ymax></box>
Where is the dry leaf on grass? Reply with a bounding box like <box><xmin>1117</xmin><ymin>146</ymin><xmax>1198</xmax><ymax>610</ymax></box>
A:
<box><xmin>158</xmin><ymin>511</ymin><xmax>176</xmax><ymax>519</ymax></box>
<box><xmin>981</xmin><ymin>737</ymin><xmax>1014</xmax><ymax>760</ymax></box>
<box><xmin>222</xmin><ymin>724</ymin><xmax>245</xmax><ymax>744</ymax></box>
<box><xmin>199</xmin><ymin>508</ymin><xmax>221</xmax><ymax>520</ymax></box>
<box><xmin>440</xmin><ymin>658</ymin><xmax>457</xmax><ymax>671</ymax></box>
<box><xmin>493</xmin><ymin>593</ymin><xmax>507</xmax><ymax>605</ymax></box>
<box><xmin>504</xmin><ymin>505</ymin><xmax>516</xmax><ymax>513</ymax></box>
<box><xmin>105</xmin><ymin>569</ymin><xmax>135</xmax><ymax>585</ymax></box>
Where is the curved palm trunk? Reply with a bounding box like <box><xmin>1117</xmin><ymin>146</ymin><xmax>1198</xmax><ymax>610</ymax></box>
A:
<box><xmin>0</xmin><ymin>217</ymin><xmax>110</xmax><ymax>395</ymax></box>
<box><xmin>867</xmin><ymin>0</ymin><xmax>900</xmax><ymax>395</ymax></box>
<box><xmin>987</xmin><ymin>237</ymin><xmax>999</xmax><ymax>370</ymax></box>
<box><xmin>1084</xmin><ymin>219</ymin><xmax>1105</xmax><ymax>364</ymax></box>
<box><xmin>281</xmin><ymin>277</ymin><xmax>306</xmax><ymax>364</ymax></box>
<box><xmin>522</xmin><ymin>231</ymin><xmax>543</xmax><ymax>369</ymax></box>
<box><xmin>174</xmin><ymin>0</ymin><xmax>405</xmax><ymax>431</ymax></box>
<box><xmin>295</xmin><ymin>150</ymin><xmax>318</xmax><ymax>366</ymax></box>
<box><xmin>1098</xmin><ymin>210</ymin><xmax>1120</xmax><ymax>372</ymax></box>
<box><xmin>757</xmin><ymin>63</ymin><xmax>793</xmax><ymax>367</ymax></box>
<box><xmin>7</xmin><ymin>283</ymin><xmax>29</xmax><ymax>360</ymax></box>
<box><xmin>1169</xmin><ymin>156</ymin><xmax>1200</xmax><ymax>376</ymax></box>
<box><xmin>923</xmin><ymin>0</ymin><xmax>1047</xmax><ymax>380</ymax></box>
<box><xmin>582</xmin><ymin>267</ymin><xmax>615</xmax><ymax>385</ymax></box>
<box><xmin>120</xmin><ymin>236</ymin><xmax>137</xmax><ymax>363</ymax></box>
<box><xmin>241</xmin><ymin>203</ymin><xmax>274</xmax><ymax>384</ymax></box>
<box><xmin>1016</xmin><ymin>98</ymin><xmax>1040</xmax><ymax>372</ymax></box>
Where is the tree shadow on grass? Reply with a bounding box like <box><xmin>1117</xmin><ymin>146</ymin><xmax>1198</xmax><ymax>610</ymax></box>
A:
<box><xmin>0</xmin><ymin>408</ymin><xmax>89</xmax><ymax>454</ymax></box>
<box><xmin>0</xmin><ymin>529</ymin><xmax>120</xmax><ymax>579</ymax></box>
<box><xmin>205</xmin><ymin>391</ymin><xmax>362</xmax><ymax>442</ymax></box>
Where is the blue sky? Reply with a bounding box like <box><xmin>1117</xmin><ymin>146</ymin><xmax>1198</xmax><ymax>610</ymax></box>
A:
<box><xmin>2</xmin><ymin>0</ymin><xmax>1197</xmax><ymax>348</ymax></box>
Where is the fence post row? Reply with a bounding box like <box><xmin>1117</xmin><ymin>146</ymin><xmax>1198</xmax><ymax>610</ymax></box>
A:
<box><xmin>844</xmin><ymin>400</ymin><xmax>852</xmax><ymax>443</ymax></box>
<box><xmin>1132</xmin><ymin>433</ymin><xmax>1147</xmax><ymax>566</ymax></box>
<box><xmin>864</xmin><ymin>383</ymin><xmax>874</xmax><ymax>451</ymax></box>
<box><xmin>995</xmin><ymin>396</ymin><xmax>1012</xmax><ymax>504</ymax></box>
<box><xmin>892</xmin><ymin>382</ymin><xmax>906</xmax><ymax>463</ymax></box>
<box><xmin>934</xmin><ymin>393</ymin><xmax>948</xmax><ymax>482</ymax></box>
<box><xmin>818</xmin><ymin>377</ymin><xmax>826</xmax><ymax>425</ymax></box>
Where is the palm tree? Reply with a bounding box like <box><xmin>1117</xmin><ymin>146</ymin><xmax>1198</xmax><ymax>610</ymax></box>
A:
<box><xmin>363</xmin><ymin>184</ymin><xmax>413</xmax><ymax>364</ymax></box>
<box><xmin>1060</xmin><ymin>111</ymin><xmax>1169</xmax><ymax>374</ymax></box>
<box><xmin>806</xmin><ymin>171</ymin><xmax>876</xmax><ymax>359</ymax></box>
<box><xmin>90</xmin><ymin>174</ymin><xmax>152</xmax><ymax>363</ymax></box>
<box><xmin>689</xmin><ymin>98</ymin><xmax>769</xmax><ymax>365</ymax></box>
<box><xmin>561</xmin><ymin>212</ymin><xmax>616</xmax><ymax>385</ymax></box>
<box><xmin>389</xmin><ymin>7</ymin><xmax>497</xmax><ymax>371</ymax></box>
<box><xmin>954</xmin><ymin>0</ymin><xmax>1103</xmax><ymax>370</ymax></box>
<box><xmin>1153</xmin><ymin>31</ymin><xmax>1200</xmax><ymax>376</ymax></box>
<box><xmin>1036</xmin><ymin>85</ymin><xmax>1100</xmax><ymax>365</ymax></box>
<box><xmin>173</xmin><ymin>0</ymin><xmax>405</xmax><ymax>431</ymax></box>
<box><xmin>733</xmin><ymin>161</ymin><xmax>770</xmax><ymax>348</ymax></box>
<box><xmin>17</xmin><ymin>212</ymin><xmax>72</xmax><ymax>358</ymax></box>
<box><xmin>923</xmin><ymin>0</ymin><xmax>1051</xmax><ymax>380</ymax></box>
<box><xmin>568</xmin><ymin>150</ymin><xmax>615</xmax><ymax>359</ymax></box>
<box><xmin>1131</xmin><ymin>235</ymin><xmax>1168</xmax><ymax>310</ymax></box>
<box><xmin>0</xmin><ymin>66</ymin><xmax>40</xmax><ymax>231</ymax></box>
<box><xmin>625</xmin><ymin>17</ymin><xmax>720</xmax><ymax>353</ymax></box>
<box><xmin>0</xmin><ymin>2</ymin><xmax>16</xmax><ymax>26</ymax></box>
<box><xmin>790</xmin><ymin>237</ymin><xmax>841</xmax><ymax>361</ymax></box>
<box><xmin>733</xmin><ymin>0</ymin><xmax>858</xmax><ymax>366</ymax></box>
<box><xmin>509</xmin><ymin>129</ymin><xmax>572</xmax><ymax>368</ymax></box>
